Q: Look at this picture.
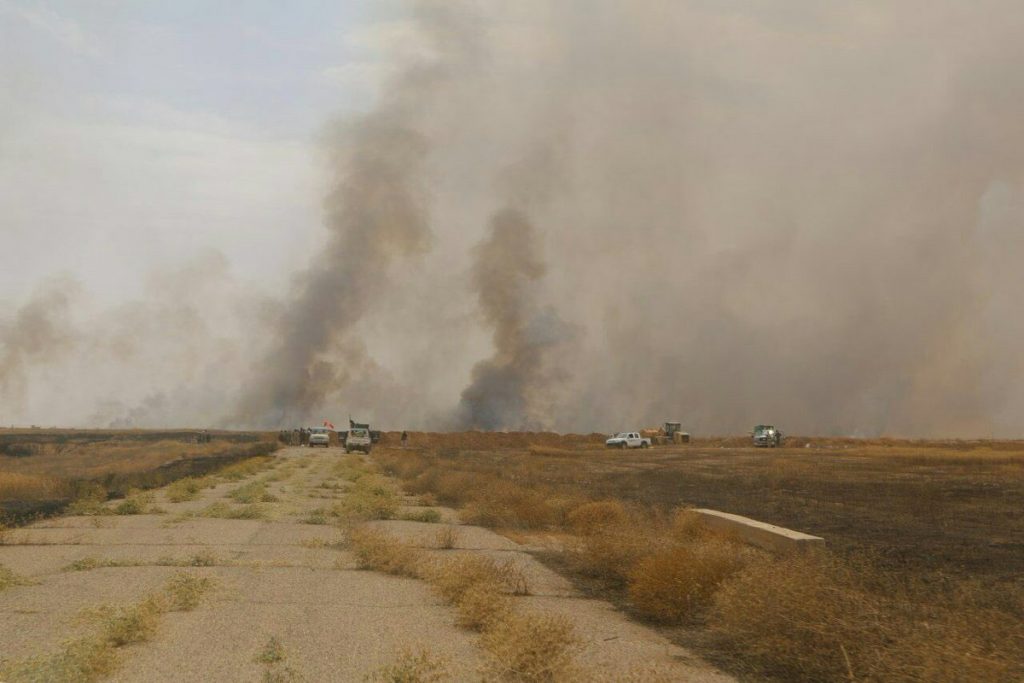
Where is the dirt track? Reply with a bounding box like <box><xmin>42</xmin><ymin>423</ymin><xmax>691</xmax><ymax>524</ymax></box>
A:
<box><xmin>0</xmin><ymin>446</ymin><xmax>732</xmax><ymax>681</ymax></box>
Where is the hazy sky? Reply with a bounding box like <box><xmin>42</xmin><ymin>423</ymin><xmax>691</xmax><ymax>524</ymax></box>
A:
<box><xmin>3</xmin><ymin>1</ymin><xmax>1023</xmax><ymax>436</ymax></box>
<box><xmin>1</xmin><ymin>0</ymin><xmax>396</xmax><ymax>306</ymax></box>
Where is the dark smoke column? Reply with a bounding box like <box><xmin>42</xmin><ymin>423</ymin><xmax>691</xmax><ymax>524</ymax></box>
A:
<box><xmin>457</xmin><ymin>208</ymin><xmax>574</xmax><ymax>430</ymax></box>
<box><xmin>234</xmin><ymin>4</ymin><xmax>476</xmax><ymax>427</ymax></box>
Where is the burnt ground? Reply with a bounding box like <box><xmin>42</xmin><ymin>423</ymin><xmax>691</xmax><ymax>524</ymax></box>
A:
<box><xmin>551</xmin><ymin>445</ymin><xmax>1024</xmax><ymax>583</ymax></box>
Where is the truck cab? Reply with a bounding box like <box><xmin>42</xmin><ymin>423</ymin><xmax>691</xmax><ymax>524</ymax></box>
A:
<box><xmin>753</xmin><ymin>425</ymin><xmax>783</xmax><ymax>448</ymax></box>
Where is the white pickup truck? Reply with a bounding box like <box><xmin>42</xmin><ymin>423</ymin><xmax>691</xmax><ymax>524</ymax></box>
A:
<box><xmin>605</xmin><ymin>432</ymin><xmax>651</xmax><ymax>449</ymax></box>
<box><xmin>345</xmin><ymin>428</ymin><xmax>372</xmax><ymax>454</ymax></box>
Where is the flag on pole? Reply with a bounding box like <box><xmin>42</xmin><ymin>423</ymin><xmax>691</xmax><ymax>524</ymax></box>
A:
<box><xmin>323</xmin><ymin>420</ymin><xmax>335</xmax><ymax>430</ymax></box>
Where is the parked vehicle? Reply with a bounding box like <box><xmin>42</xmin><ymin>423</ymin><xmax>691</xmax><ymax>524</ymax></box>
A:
<box><xmin>308</xmin><ymin>428</ymin><xmax>331</xmax><ymax>448</ymax></box>
<box><xmin>753</xmin><ymin>425</ymin><xmax>783</xmax><ymax>448</ymax></box>
<box><xmin>345</xmin><ymin>428</ymin><xmax>372</xmax><ymax>454</ymax></box>
<box><xmin>605</xmin><ymin>432</ymin><xmax>652</xmax><ymax>449</ymax></box>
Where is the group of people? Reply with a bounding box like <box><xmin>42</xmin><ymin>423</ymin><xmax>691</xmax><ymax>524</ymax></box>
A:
<box><xmin>276</xmin><ymin>428</ymin><xmax>313</xmax><ymax>446</ymax></box>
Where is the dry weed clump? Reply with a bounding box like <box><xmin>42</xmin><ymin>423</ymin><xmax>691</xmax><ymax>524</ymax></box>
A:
<box><xmin>164</xmin><ymin>571</ymin><xmax>214</xmax><ymax>610</ymax></box>
<box><xmin>565</xmin><ymin>500</ymin><xmax>630</xmax><ymax>535</ymax></box>
<box><xmin>0</xmin><ymin>563</ymin><xmax>34</xmax><ymax>591</ymax></box>
<box><xmin>348</xmin><ymin>526</ymin><xmax>423</xmax><ymax>577</ymax></box>
<box><xmin>113</xmin><ymin>489</ymin><xmax>158</xmax><ymax>515</ymax></box>
<box><xmin>254</xmin><ymin>636</ymin><xmax>306</xmax><ymax>683</ymax></box>
<box><xmin>64</xmin><ymin>483</ymin><xmax>110</xmax><ymax>516</ymax></box>
<box><xmin>166</xmin><ymin>476</ymin><xmax>204</xmax><ymax>502</ymax></box>
<box><xmin>366</xmin><ymin>648</ymin><xmax>450</xmax><ymax>683</ymax></box>
<box><xmin>398</xmin><ymin>509</ymin><xmax>442</xmax><ymax>523</ymax></box>
<box><xmin>568</xmin><ymin>523</ymin><xmax>653</xmax><ymax>587</ymax></box>
<box><xmin>434</xmin><ymin>525</ymin><xmax>459</xmax><ymax>550</ymax></box>
<box><xmin>332</xmin><ymin>476</ymin><xmax>399</xmax><ymax>521</ymax></box>
<box><xmin>454</xmin><ymin>581</ymin><xmax>513</xmax><ymax>632</ymax></box>
<box><xmin>458</xmin><ymin>479</ymin><xmax>564</xmax><ymax>530</ymax></box>
<box><xmin>428</xmin><ymin>555</ymin><xmax>529</xmax><ymax>603</ymax></box>
<box><xmin>301</xmin><ymin>508</ymin><xmax>330</xmax><ymax>525</ymax></box>
<box><xmin>479</xmin><ymin>612</ymin><xmax>579</xmax><ymax>683</ymax></box>
<box><xmin>2</xmin><ymin>571</ymin><xmax>213</xmax><ymax>682</ymax></box>
<box><xmin>198</xmin><ymin>502</ymin><xmax>267</xmax><ymax>520</ymax></box>
<box><xmin>628</xmin><ymin>538</ymin><xmax>749</xmax><ymax>623</ymax></box>
<box><xmin>229</xmin><ymin>480</ymin><xmax>279</xmax><ymax>504</ymax></box>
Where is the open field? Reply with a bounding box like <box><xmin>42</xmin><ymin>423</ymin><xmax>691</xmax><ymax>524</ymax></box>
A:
<box><xmin>0</xmin><ymin>430</ymin><xmax>280</xmax><ymax>522</ymax></box>
<box><xmin>2</xmin><ymin>432</ymin><xmax>1021</xmax><ymax>681</ymax></box>
<box><xmin>376</xmin><ymin>435</ymin><xmax>1024</xmax><ymax>682</ymax></box>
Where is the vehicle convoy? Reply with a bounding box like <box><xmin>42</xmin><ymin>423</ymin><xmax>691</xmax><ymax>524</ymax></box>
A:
<box><xmin>606</xmin><ymin>432</ymin><xmax>652</xmax><ymax>449</ymax></box>
<box><xmin>308</xmin><ymin>428</ymin><xmax>331</xmax><ymax>448</ymax></box>
<box><xmin>753</xmin><ymin>424</ymin><xmax>783</xmax><ymax>448</ymax></box>
<box><xmin>345</xmin><ymin>428</ymin><xmax>372</xmax><ymax>454</ymax></box>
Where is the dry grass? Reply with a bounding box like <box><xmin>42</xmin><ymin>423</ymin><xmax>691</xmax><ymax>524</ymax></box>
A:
<box><xmin>2</xmin><ymin>440</ymin><xmax>278</xmax><ymax>527</ymax></box>
<box><xmin>163</xmin><ymin>571</ymin><xmax>213</xmax><ymax>610</ymax></box>
<box><xmin>229</xmin><ymin>479</ymin><xmax>279</xmax><ymax>504</ymax></box>
<box><xmin>252</xmin><ymin>634</ymin><xmax>304</xmax><ymax>682</ymax></box>
<box><xmin>0</xmin><ymin>471</ymin><xmax>69</xmax><ymax>502</ymax></box>
<box><xmin>197</xmin><ymin>502</ymin><xmax>268</xmax><ymax>520</ymax></box>
<box><xmin>216</xmin><ymin>456</ymin><xmax>276</xmax><ymax>482</ymax></box>
<box><xmin>301</xmin><ymin>508</ymin><xmax>330</xmax><ymax>525</ymax></box>
<box><xmin>398</xmin><ymin>509</ymin><xmax>442</xmax><ymax>523</ymax></box>
<box><xmin>377</xmin><ymin>444</ymin><xmax>1024</xmax><ymax>681</ymax></box>
<box><xmin>255</xmin><ymin>637</ymin><xmax>287</xmax><ymax>665</ymax></box>
<box><xmin>0</xmin><ymin>563</ymin><xmax>34</xmax><ymax>591</ymax></box>
<box><xmin>2</xmin><ymin>570</ymin><xmax>212</xmax><ymax>682</ymax></box>
<box><xmin>332</xmin><ymin>475</ymin><xmax>399</xmax><ymax>521</ymax></box>
<box><xmin>0</xmin><ymin>439</ymin><xmax>274</xmax><ymax>481</ymax></box>
<box><xmin>434</xmin><ymin>525</ymin><xmax>459</xmax><ymax>550</ymax></box>
<box><xmin>565</xmin><ymin>500</ymin><xmax>629</xmax><ymax>535</ymax></box>
<box><xmin>165</xmin><ymin>476</ymin><xmax>206</xmax><ymax>502</ymax></box>
<box><xmin>627</xmin><ymin>538</ymin><xmax>749</xmax><ymax>623</ymax></box>
<box><xmin>454</xmin><ymin>581</ymin><xmax>513</xmax><ymax>632</ymax></box>
<box><xmin>348</xmin><ymin>526</ymin><xmax>423</xmax><ymax>577</ymax></box>
<box><xmin>113</xmin><ymin>489</ymin><xmax>159</xmax><ymax>515</ymax></box>
<box><xmin>479</xmin><ymin>612</ymin><xmax>579</xmax><ymax>683</ymax></box>
<box><xmin>64</xmin><ymin>552</ymin><xmax>217</xmax><ymax>572</ymax></box>
<box><xmin>366</xmin><ymin>648</ymin><xmax>450</xmax><ymax>683</ymax></box>
<box><xmin>710</xmin><ymin>550</ymin><xmax>1024</xmax><ymax>682</ymax></box>
<box><xmin>427</xmin><ymin>555</ymin><xmax>529</xmax><ymax>603</ymax></box>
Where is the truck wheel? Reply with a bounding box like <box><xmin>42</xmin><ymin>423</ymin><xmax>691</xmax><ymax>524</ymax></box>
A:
<box><xmin>619</xmin><ymin>442</ymin><xmax>627</xmax><ymax>449</ymax></box>
<box><xmin>641</xmin><ymin>442</ymin><xmax>649</xmax><ymax>448</ymax></box>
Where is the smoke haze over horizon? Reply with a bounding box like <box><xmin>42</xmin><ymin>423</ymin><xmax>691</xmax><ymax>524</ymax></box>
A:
<box><xmin>3</xmin><ymin>1</ymin><xmax>1024</xmax><ymax>437</ymax></box>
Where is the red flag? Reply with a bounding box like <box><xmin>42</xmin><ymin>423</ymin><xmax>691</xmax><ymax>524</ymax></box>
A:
<box><xmin>323</xmin><ymin>420</ymin><xmax>335</xmax><ymax>429</ymax></box>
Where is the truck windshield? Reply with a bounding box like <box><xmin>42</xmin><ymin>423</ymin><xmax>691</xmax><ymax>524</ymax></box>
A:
<box><xmin>350</xmin><ymin>429</ymin><xmax>368</xmax><ymax>437</ymax></box>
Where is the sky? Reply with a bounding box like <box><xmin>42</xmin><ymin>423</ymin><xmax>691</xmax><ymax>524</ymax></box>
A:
<box><xmin>2</xmin><ymin>1</ymin><xmax>1024</xmax><ymax>436</ymax></box>
<box><xmin>1</xmin><ymin>0</ymin><xmax>392</xmax><ymax>306</ymax></box>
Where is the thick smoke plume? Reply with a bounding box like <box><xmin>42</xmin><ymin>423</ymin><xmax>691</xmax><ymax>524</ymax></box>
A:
<box><xmin>233</xmin><ymin>5</ymin><xmax>476</xmax><ymax>427</ymax></box>
<box><xmin>6</xmin><ymin>1</ymin><xmax>1024</xmax><ymax>436</ymax></box>
<box><xmin>457</xmin><ymin>208</ymin><xmax>573</xmax><ymax>430</ymax></box>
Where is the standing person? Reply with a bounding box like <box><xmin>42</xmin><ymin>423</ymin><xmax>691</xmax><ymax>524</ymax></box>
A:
<box><xmin>401</xmin><ymin>430</ymin><xmax>408</xmax><ymax>447</ymax></box>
